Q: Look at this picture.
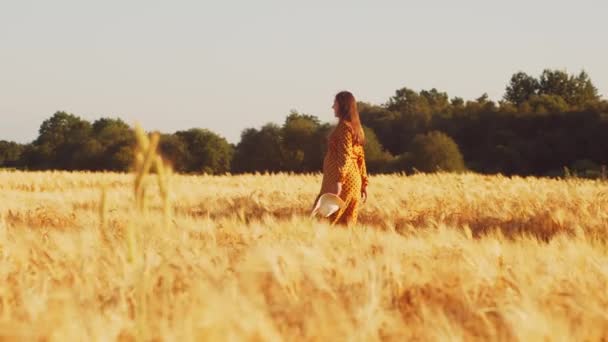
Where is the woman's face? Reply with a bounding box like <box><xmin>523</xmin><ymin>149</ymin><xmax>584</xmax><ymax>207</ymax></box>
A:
<box><xmin>332</xmin><ymin>99</ymin><xmax>339</xmax><ymax>118</ymax></box>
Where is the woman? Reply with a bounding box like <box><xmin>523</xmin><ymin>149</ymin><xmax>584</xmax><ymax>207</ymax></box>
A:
<box><xmin>314</xmin><ymin>91</ymin><xmax>368</xmax><ymax>226</ymax></box>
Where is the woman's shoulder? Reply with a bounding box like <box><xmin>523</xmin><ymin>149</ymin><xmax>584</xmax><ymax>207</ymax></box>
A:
<box><xmin>329</xmin><ymin>120</ymin><xmax>354</xmax><ymax>144</ymax></box>
<box><xmin>336</xmin><ymin>120</ymin><xmax>354</xmax><ymax>134</ymax></box>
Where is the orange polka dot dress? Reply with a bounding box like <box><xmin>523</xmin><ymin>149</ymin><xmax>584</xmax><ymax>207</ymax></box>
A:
<box><xmin>315</xmin><ymin>120</ymin><xmax>368</xmax><ymax>226</ymax></box>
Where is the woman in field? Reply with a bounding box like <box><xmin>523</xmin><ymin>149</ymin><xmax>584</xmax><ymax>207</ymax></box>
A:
<box><xmin>314</xmin><ymin>91</ymin><xmax>368</xmax><ymax>226</ymax></box>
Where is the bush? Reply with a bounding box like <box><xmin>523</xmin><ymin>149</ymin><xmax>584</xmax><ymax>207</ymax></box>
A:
<box><xmin>363</xmin><ymin>126</ymin><xmax>394</xmax><ymax>173</ymax></box>
<box><xmin>410</xmin><ymin>131</ymin><xmax>466</xmax><ymax>173</ymax></box>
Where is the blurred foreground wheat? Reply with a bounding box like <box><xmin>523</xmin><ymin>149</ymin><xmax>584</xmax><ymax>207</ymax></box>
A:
<box><xmin>0</xmin><ymin>167</ymin><xmax>607</xmax><ymax>341</ymax></box>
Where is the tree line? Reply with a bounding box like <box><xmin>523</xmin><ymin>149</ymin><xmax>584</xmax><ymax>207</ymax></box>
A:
<box><xmin>1</xmin><ymin>69</ymin><xmax>607</xmax><ymax>178</ymax></box>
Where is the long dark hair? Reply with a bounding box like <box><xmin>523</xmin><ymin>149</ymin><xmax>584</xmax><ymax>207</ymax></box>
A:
<box><xmin>334</xmin><ymin>91</ymin><xmax>365</xmax><ymax>145</ymax></box>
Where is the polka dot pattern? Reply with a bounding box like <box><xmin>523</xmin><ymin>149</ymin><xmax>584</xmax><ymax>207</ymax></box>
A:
<box><xmin>315</xmin><ymin>120</ymin><xmax>368</xmax><ymax>226</ymax></box>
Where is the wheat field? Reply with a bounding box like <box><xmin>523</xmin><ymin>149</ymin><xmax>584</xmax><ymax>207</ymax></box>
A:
<box><xmin>0</xmin><ymin>168</ymin><xmax>607</xmax><ymax>341</ymax></box>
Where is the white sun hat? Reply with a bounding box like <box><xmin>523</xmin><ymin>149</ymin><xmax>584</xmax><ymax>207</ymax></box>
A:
<box><xmin>310</xmin><ymin>193</ymin><xmax>346</xmax><ymax>218</ymax></box>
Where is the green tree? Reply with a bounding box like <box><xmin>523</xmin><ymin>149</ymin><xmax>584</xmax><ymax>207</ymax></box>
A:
<box><xmin>362</xmin><ymin>126</ymin><xmax>393</xmax><ymax>173</ymax></box>
<box><xmin>410</xmin><ymin>131</ymin><xmax>465</xmax><ymax>173</ymax></box>
<box><xmin>30</xmin><ymin>111</ymin><xmax>93</xmax><ymax>170</ymax></box>
<box><xmin>538</xmin><ymin>69</ymin><xmax>599</xmax><ymax>107</ymax></box>
<box><xmin>281</xmin><ymin>111</ymin><xmax>322</xmax><ymax>172</ymax></box>
<box><xmin>358</xmin><ymin>102</ymin><xmax>401</xmax><ymax>155</ymax></box>
<box><xmin>159</xmin><ymin>133</ymin><xmax>188</xmax><ymax>172</ymax></box>
<box><xmin>387</xmin><ymin>87</ymin><xmax>457</xmax><ymax>152</ymax></box>
<box><xmin>232</xmin><ymin>124</ymin><xmax>285</xmax><ymax>173</ymax></box>
<box><xmin>504</xmin><ymin>72</ymin><xmax>539</xmax><ymax>105</ymax></box>
<box><xmin>175</xmin><ymin>129</ymin><xmax>233</xmax><ymax>174</ymax></box>
<box><xmin>91</xmin><ymin>118</ymin><xmax>134</xmax><ymax>171</ymax></box>
<box><xmin>420</xmin><ymin>88</ymin><xmax>450</xmax><ymax>113</ymax></box>
<box><xmin>387</xmin><ymin>87</ymin><xmax>431</xmax><ymax>115</ymax></box>
<box><xmin>313</xmin><ymin>122</ymin><xmax>334</xmax><ymax>169</ymax></box>
<box><xmin>450</xmin><ymin>97</ymin><xmax>465</xmax><ymax>108</ymax></box>
<box><xmin>538</xmin><ymin>70</ymin><xmax>570</xmax><ymax>100</ymax></box>
<box><xmin>0</xmin><ymin>141</ymin><xmax>24</xmax><ymax>167</ymax></box>
<box><xmin>526</xmin><ymin>94</ymin><xmax>569</xmax><ymax>114</ymax></box>
<box><xmin>74</xmin><ymin>138</ymin><xmax>104</xmax><ymax>170</ymax></box>
<box><xmin>568</xmin><ymin>71</ymin><xmax>600</xmax><ymax>107</ymax></box>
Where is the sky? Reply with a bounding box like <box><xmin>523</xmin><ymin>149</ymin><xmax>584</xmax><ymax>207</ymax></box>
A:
<box><xmin>1</xmin><ymin>0</ymin><xmax>607</xmax><ymax>144</ymax></box>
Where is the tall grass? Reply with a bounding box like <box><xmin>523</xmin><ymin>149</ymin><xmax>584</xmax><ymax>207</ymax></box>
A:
<box><xmin>0</xmin><ymin>165</ymin><xmax>607</xmax><ymax>340</ymax></box>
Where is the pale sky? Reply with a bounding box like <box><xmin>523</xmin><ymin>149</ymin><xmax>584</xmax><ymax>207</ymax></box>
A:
<box><xmin>1</xmin><ymin>0</ymin><xmax>607</xmax><ymax>144</ymax></box>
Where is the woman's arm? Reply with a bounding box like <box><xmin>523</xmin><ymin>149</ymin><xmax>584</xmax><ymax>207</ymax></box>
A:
<box><xmin>359</xmin><ymin>148</ymin><xmax>368</xmax><ymax>189</ymax></box>
<box><xmin>358</xmin><ymin>148</ymin><xmax>368</xmax><ymax>202</ymax></box>
<box><xmin>331</xmin><ymin>123</ymin><xmax>353</xmax><ymax>195</ymax></box>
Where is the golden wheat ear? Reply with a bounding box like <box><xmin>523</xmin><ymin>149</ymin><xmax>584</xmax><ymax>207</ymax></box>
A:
<box><xmin>131</xmin><ymin>122</ymin><xmax>173</xmax><ymax>228</ymax></box>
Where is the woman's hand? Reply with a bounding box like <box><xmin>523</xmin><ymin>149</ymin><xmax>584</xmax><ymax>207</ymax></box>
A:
<box><xmin>361</xmin><ymin>186</ymin><xmax>368</xmax><ymax>203</ymax></box>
